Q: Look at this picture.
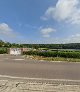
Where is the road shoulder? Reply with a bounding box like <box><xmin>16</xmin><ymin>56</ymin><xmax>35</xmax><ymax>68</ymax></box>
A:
<box><xmin>0</xmin><ymin>76</ymin><xmax>80</xmax><ymax>92</ymax></box>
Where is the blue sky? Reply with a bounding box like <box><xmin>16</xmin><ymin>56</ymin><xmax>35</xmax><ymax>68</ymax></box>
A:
<box><xmin>0</xmin><ymin>0</ymin><xmax>80</xmax><ymax>44</ymax></box>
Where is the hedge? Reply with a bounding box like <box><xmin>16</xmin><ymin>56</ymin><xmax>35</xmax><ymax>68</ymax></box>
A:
<box><xmin>23</xmin><ymin>51</ymin><xmax>80</xmax><ymax>59</ymax></box>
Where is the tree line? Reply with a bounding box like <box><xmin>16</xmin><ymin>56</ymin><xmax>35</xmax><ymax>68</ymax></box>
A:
<box><xmin>0</xmin><ymin>40</ymin><xmax>80</xmax><ymax>49</ymax></box>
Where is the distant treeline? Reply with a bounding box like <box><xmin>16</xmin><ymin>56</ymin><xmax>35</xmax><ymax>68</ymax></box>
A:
<box><xmin>0</xmin><ymin>40</ymin><xmax>80</xmax><ymax>49</ymax></box>
<box><xmin>21</xmin><ymin>43</ymin><xmax>80</xmax><ymax>49</ymax></box>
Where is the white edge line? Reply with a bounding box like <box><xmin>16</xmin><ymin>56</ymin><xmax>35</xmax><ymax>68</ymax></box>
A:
<box><xmin>0</xmin><ymin>75</ymin><xmax>80</xmax><ymax>82</ymax></box>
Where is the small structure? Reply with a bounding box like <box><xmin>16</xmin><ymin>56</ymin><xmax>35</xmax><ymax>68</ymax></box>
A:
<box><xmin>22</xmin><ymin>48</ymin><xmax>31</xmax><ymax>52</ymax></box>
<box><xmin>8</xmin><ymin>48</ymin><xmax>22</xmax><ymax>55</ymax></box>
<box><xmin>8</xmin><ymin>47</ymin><xmax>35</xmax><ymax>55</ymax></box>
<box><xmin>22</xmin><ymin>48</ymin><xmax>36</xmax><ymax>52</ymax></box>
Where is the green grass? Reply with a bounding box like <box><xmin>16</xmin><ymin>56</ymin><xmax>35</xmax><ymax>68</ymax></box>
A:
<box><xmin>26</xmin><ymin>55</ymin><xmax>80</xmax><ymax>62</ymax></box>
<box><xmin>44</xmin><ymin>57</ymin><xmax>80</xmax><ymax>62</ymax></box>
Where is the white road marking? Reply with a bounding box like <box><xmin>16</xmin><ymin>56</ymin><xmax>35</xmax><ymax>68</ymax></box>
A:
<box><xmin>13</xmin><ymin>59</ymin><xmax>25</xmax><ymax>61</ymax></box>
<box><xmin>0</xmin><ymin>75</ymin><xmax>80</xmax><ymax>82</ymax></box>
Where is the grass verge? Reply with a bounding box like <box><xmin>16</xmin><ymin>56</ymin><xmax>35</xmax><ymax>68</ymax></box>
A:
<box><xmin>26</xmin><ymin>55</ymin><xmax>80</xmax><ymax>62</ymax></box>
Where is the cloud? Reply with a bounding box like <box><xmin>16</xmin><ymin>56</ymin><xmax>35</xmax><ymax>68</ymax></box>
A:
<box><xmin>40</xmin><ymin>27</ymin><xmax>56</xmax><ymax>38</ymax></box>
<box><xmin>0</xmin><ymin>23</ymin><xmax>16</xmax><ymax>38</ymax></box>
<box><xmin>43</xmin><ymin>0</ymin><xmax>80</xmax><ymax>24</ymax></box>
<box><xmin>64</xmin><ymin>33</ymin><xmax>80</xmax><ymax>43</ymax></box>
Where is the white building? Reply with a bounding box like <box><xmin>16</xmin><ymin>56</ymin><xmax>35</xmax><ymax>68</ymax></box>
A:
<box><xmin>9</xmin><ymin>48</ymin><xmax>22</xmax><ymax>55</ymax></box>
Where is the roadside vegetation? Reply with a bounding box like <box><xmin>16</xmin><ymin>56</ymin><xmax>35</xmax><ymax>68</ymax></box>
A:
<box><xmin>0</xmin><ymin>47</ymin><xmax>7</xmax><ymax>54</ymax></box>
<box><xmin>23</xmin><ymin>51</ymin><xmax>80</xmax><ymax>62</ymax></box>
<box><xmin>23</xmin><ymin>51</ymin><xmax>80</xmax><ymax>59</ymax></box>
<box><xmin>1</xmin><ymin>40</ymin><xmax>80</xmax><ymax>62</ymax></box>
<box><xmin>25</xmin><ymin>55</ymin><xmax>80</xmax><ymax>62</ymax></box>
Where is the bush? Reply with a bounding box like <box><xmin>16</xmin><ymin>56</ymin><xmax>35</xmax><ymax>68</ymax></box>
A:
<box><xmin>0</xmin><ymin>47</ymin><xmax>7</xmax><ymax>54</ymax></box>
<box><xmin>23</xmin><ymin>51</ymin><xmax>80</xmax><ymax>59</ymax></box>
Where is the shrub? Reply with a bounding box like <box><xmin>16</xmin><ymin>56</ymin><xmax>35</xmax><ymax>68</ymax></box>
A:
<box><xmin>0</xmin><ymin>47</ymin><xmax>7</xmax><ymax>54</ymax></box>
<box><xmin>23</xmin><ymin>51</ymin><xmax>80</xmax><ymax>59</ymax></box>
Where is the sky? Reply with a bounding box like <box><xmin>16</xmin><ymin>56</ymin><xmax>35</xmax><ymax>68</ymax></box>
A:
<box><xmin>0</xmin><ymin>0</ymin><xmax>80</xmax><ymax>44</ymax></box>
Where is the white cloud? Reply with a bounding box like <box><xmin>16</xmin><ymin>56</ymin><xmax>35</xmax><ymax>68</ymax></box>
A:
<box><xmin>0</xmin><ymin>23</ymin><xmax>16</xmax><ymax>38</ymax></box>
<box><xmin>36</xmin><ymin>33</ymin><xmax>80</xmax><ymax>43</ymax></box>
<box><xmin>40</xmin><ymin>27</ymin><xmax>56</xmax><ymax>38</ymax></box>
<box><xmin>71</xmin><ymin>34</ymin><xmax>80</xmax><ymax>37</ymax></box>
<box><xmin>43</xmin><ymin>0</ymin><xmax>80</xmax><ymax>24</ymax></box>
<box><xmin>64</xmin><ymin>33</ymin><xmax>80</xmax><ymax>43</ymax></box>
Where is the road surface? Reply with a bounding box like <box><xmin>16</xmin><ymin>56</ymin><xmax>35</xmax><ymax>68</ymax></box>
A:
<box><xmin>0</xmin><ymin>55</ymin><xmax>80</xmax><ymax>80</ymax></box>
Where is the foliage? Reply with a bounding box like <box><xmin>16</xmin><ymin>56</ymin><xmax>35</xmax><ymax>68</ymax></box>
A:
<box><xmin>23</xmin><ymin>51</ymin><xmax>80</xmax><ymax>59</ymax></box>
<box><xmin>0</xmin><ymin>47</ymin><xmax>7</xmax><ymax>54</ymax></box>
<box><xmin>1</xmin><ymin>39</ymin><xmax>80</xmax><ymax>49</ymax></box>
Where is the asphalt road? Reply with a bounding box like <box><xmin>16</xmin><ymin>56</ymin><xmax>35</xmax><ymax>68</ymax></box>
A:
<box><xmin>0</xmin><ymin>55</ymin><xmax>80</xmax><ymax>80</ymax></box>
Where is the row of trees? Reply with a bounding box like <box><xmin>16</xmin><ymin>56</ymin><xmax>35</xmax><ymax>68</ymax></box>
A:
<box><xmin>1</xmin><ymin>40</ymin><xmax>80</xmax><ymax>49</ymax></box>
